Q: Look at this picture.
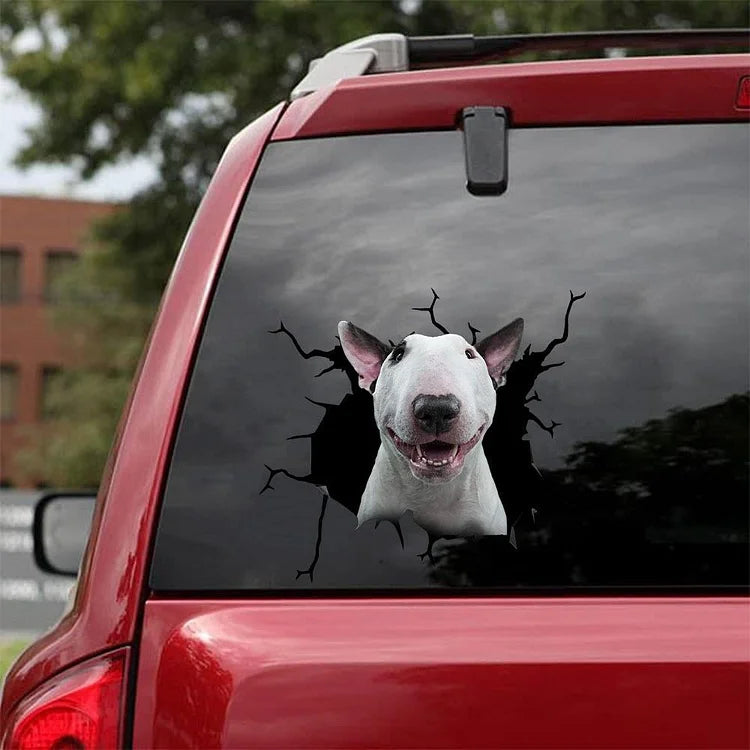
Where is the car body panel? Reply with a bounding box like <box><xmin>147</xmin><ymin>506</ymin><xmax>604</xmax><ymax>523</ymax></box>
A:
<box><xmin>273</xmin><ymin>55</ymin><xmax>750</xmax><ymax>140</ymax></box>
<box><xmin>0</xmin><ymin>102</ymin><xmax>286</xmax><ymax>721</ymax></box>
<box><xmin>132</xmin><ymin>597</ymin><xmax>750</xmax><ymax>748</ymax></box>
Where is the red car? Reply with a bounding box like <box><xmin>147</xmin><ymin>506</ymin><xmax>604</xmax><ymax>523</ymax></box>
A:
<box><xmin>2</xmin><ymin>30</ymin><xmax>749</xmax><ymax>749</ymax></box>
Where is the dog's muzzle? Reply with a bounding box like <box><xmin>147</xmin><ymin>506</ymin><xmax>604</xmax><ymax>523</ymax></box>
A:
<box><xmin>386</xmin><ymin>422</ymin><xmax>486</xmax><ymax>483</ymax></box>
<box><xmin>412</xmin><ymin>394</ymin><xmax>461</xmax><ymax>435</ymax></box>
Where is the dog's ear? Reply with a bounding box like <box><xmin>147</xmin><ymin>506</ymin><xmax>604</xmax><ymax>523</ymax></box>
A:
<box><xmin>338</xmin><ymin>321</ymin><xmax>390</xmax><ymax>392</ymax></box>
<box><xmin>477</xmin><ymin>318</ymin><xmax>524</xmax><ymax>387</ymax></box>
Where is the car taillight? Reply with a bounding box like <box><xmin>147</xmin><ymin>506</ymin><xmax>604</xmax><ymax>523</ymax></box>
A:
<box><xmin>736</xmin><ymin>76</ymin><xmax>750</xmax><ymax>109</ymax></box>
<box><xmin>2</xmin><ymin>649</ymin><xmax>127</xmax><ymax>750</ymax></box>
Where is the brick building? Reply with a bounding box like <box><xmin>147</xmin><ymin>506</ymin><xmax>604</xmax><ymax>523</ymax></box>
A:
<box><xmin>0</xmin><ymin>195</ymin><xmax>117</xmax><ymax>487</ymax></box>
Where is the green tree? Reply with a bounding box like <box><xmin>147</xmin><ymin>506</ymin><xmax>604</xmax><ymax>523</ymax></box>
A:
<box><xmin>1</xmin><ymin>0</ymin><xmax>747</xmax><ymax>487</ymax></box>
<box><xmin>428</xmin><ymin>392</ymin><xmax>749</xmax><ymax>587</ymax></box>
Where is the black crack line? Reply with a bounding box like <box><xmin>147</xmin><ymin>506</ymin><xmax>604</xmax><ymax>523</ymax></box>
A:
<box><xmin>527</xmin><ymin>412</ymin><xmax>561</xmax><ymax>438</ymax></box>
<box><xmin>296</xmin><ymin>492</ymin><xmax>329</xmax><ymax>582</ymax></box>
<box><xmin>538</xmin><ymin>290</ymin><xmax>586</xmax><ymax>360</ymax></box>
<box><xmin>270</xmin><ymin>321</ymin><xmax>343</xmax><ymax>379</ymax></box>
<box><xmin>374</xmin><ymin>519</ymin><xmax>406</xmax><ymax>549</ymax></box>
<box><xmin>269</xmin><ymin>320</ymin><xmax>335</xmax><ymax>360</ymax></box>
<box><xmin>412</xmin><ymin>288</ymin><xmax>449</xmax><ymax>334</ymax></box>
<box><xmin>305</xmin><ymin>396</ymin><xmax>337</xmax><ymax>410</ymax></box>
<box><xmin>260</xmin><ymin>465</ymin><xmax>314</xmax><ymax>494</ymax></box>
<box><xmin>417</xmin><ymin>532</ymin><xmax>440</xmax><ymax>563</ymax></box>
<box><xmin>539</xmin><ymin>360</ymin><xmax>565</xmax><ymax>373</ymax></box>
<box><xmin>391</xmin><ymin>519</ymin><xmax>405</xmax><ymax>549</ymax></box>
<box><xmin>517</xmin><ymin>291</ymin><xmax>585</xmax><ymax>436</ymax></box>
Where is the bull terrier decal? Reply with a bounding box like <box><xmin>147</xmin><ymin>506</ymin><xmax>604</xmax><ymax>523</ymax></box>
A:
<box><xmin>338</xmin><ymin>319</ymin><xmax>524</xmax><ymax>537</ymax></box>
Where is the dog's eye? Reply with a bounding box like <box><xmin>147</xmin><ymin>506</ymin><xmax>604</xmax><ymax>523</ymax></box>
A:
<box><xmin>465</xmin><ymin>349</ymin><xmax>476</xmax><ymax>359</ymax></box>
<box><xmin>391</xmin><ymin>345</ymin><xmax>405</xmax><ymax>363</ymax></box>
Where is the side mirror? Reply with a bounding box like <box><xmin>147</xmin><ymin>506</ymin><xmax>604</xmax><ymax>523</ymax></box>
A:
<box><xmin>33</xmin><ymin>493</ymin><xmax>96</xmax><ymax>577</ymax></box>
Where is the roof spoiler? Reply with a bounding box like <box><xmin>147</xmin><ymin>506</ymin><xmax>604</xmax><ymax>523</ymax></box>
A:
<box><xmin>291</xmin><ymin>28</ymin><xmax>749</xmax><ymax>99</ymax></box>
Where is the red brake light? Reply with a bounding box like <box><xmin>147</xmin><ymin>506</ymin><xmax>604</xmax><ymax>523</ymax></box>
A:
<box><xmin>2</xmin><ymin>649</ymin><xmax>127</xmax><ymax>750</ymax></box>
<box><xmin>737</xmin><ymin>76</ymin><xmax>750</xmax><ymax>109</ymax></box>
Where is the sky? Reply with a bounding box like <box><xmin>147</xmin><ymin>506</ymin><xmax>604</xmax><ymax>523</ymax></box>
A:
<box><xmin>0</xmin><ymin>71</ymin><xmax>156</xmax><ymax>202</ymax></box>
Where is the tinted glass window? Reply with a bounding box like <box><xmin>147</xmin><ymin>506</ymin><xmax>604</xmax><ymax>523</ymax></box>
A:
<box><xmin>39</xmin><ymin>366</ymin><xmax>62</xmax><ymax>420</ymax></box>
<box><xmin>0</xmin><ymin>248</ymin><xmax>22</xmax><ymax>304</ymax></box>
<box><xmin>1</xmin><ymin>364</ymin><xmax>20</xmax><ymax>421</ymax></box>
<box><xmin>44</xmin><ymin>249</ymin><xmax>78</xmax><ymax>303</ymax></box>
<box><xmin>151</xmin><ymin>125</ymin><xmax>749</xmax><ymax>591</ymax></box>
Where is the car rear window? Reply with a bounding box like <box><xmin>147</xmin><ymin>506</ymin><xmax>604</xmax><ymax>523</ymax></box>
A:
<box><xmin>150</xmin><ymin>123</ymin><xmax>749</xmax><ymax>592</ymax></box>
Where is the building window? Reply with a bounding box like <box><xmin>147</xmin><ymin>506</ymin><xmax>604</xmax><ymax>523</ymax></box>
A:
<box><xmin>1</xmin><ymin>364</ymin><xmax>20</xmax><ymax>421</ymax></box>
<box><xmin>44</xmin><ymin>249</ymin><xmax>78</xmax><ymax>302</ymax></box>
<box><xmin>0</xmin><ymin>247</ymin><xmax>22</xmax><ymax>304</ymax></box>
<box><xmin>40</xmin><ymin>366</ymin><xmax>62</xmax><ymax>420</ymax></box>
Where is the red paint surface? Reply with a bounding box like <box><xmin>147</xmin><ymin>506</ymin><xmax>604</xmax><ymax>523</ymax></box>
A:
<box><xmin>273</xmin><ymin>55</ymin><xmax>750</xmax><ymax>140</ymax></box>
<box><xmin>132</xmin><ymin>598</ymin><xmax>750</xmax><ymax>749</ymax></box>
<box><xmin>0</xmin><ymin>102</ymin><xmax>286</xmax><ymax>722</ymax></box>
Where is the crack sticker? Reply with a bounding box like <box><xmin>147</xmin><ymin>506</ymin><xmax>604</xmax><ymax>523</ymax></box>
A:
<box><xmin>261</xmin><ymin>290</ymin><xmax>585</xmax><ymax>580</ymax></box>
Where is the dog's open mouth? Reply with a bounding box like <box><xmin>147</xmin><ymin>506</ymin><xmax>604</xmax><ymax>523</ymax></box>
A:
<box><xmin>416</xmin><ymin>440</ymin><xmax>458</xmax><ymax>467</ymax></box>
<box><xmin>387</xmin><ymin>424</ymin><xmax>485</xmax><ymax>472</ymax></box>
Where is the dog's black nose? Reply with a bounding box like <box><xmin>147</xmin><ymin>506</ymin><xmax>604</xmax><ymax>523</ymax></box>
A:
<box><xmin>413</xmin><ymin>394</ymin><xmax>461</xmax><ymax>435</ymax></box>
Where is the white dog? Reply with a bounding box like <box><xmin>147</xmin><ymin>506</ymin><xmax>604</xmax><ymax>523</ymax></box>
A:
<box><xmin>338</xmin><ymin>318</ymin><xmax>523</xmax><ymax>537</ymax></box>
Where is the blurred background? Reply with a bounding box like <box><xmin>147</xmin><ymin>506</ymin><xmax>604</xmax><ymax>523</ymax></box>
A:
<box><xmin>0</xmin><ymin>0</ymin><xmax>748</xmax><ymax>667</ymax></box>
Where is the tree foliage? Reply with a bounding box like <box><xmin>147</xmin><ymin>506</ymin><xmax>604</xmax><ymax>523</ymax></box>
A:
<box><xmin>562</xmin><ymin>393</ymin><xmax>749</xmax><ymax>522</ymax></box>
<box><xmin>2</xmin><ymin>0</ymin><xmax>747</xmax><ymax>486</ymax></box>
<box><xmin>428</xmin><ymin>392</ymin><xmax>749</xmax><ymax>587</ymax></box>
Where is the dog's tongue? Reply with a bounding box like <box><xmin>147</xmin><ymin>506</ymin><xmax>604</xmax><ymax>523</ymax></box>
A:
<box><xmin>421</xmin><ymin>440</ymin><xmax>456</xmax><ymax>461</ymax></box>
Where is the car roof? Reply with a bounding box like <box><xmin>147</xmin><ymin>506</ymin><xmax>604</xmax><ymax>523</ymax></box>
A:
<box><xmin>290</xmin><ymin>30</ymin><xmax>748</xmax><ymax>99</ymax></box>
<box><xmin>274</xmin><ymin>53</ymin><xmax>750</xmax><ymax>140</ymax></box>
